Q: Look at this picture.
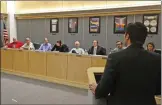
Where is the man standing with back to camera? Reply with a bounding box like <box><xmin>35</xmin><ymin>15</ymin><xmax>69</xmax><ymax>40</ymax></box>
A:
<box><xmin>89</xmin><ymin>22</ymin><xmax>161</xmax><ymax>105</ymax></box>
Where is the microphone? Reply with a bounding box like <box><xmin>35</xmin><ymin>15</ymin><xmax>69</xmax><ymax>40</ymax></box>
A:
<box><xmin>72</xmin><ymin>50</ymin><xmax>77</xmax><ymax>53</ymax></box>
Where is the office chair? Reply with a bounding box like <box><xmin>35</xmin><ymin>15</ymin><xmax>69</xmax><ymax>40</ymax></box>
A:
<box><xmin>33</xmin><ymin>43</ymin><xmax>41</xmax><ymax>50</ymax></box>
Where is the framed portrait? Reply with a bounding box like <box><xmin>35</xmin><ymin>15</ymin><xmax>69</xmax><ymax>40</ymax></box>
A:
<box><xmin>68</xmin><ymin>17</ymin><xmax>78</xmax><ymax>33</ymax></box>
<box><xmin>114</xmin><ymin>16</ymin><xmax>127</xmax><ymax>34</ymax></box>
<box><xmin>89</xmin><ymin>16</ymin><xmax>100</xmax><ymax>33</ymax></box>
<box><xmin>50</xmin><ymin>18</ymin><xmax>59</xmax><ymax>33</ymax></box>
<box><xmin>143</xmin><ymin>14</ymin><xmax>159</xmax><ymax>34</ymax></box>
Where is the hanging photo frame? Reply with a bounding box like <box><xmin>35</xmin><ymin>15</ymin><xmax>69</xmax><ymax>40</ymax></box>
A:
<box><xmin>68</xmin><ymin>17</ymin><xmax>78</xmax><ymax>33</ymax></box>
<box><xmin>50</xmin><ymin>18</ymin><xmax>59</xmax><ymax>33</ymax></box>
<box><xmin>143</xmin><ymin>14</ymin><xmax>159</xmax><ymax>34</ymax></box>
<box><xmin>114</xmin><ymin>16</ymin><xmax>127</xmax><ymax>34</ymax></box>
<box><xmin>89</xmin><ymin>16</ymin><xmax>100</xmax><ymax>33</ymax></box>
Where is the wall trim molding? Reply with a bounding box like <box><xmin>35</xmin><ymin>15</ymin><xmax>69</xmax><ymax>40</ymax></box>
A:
<box><xmin>15</xmin><ymin>5</ymin><xmax>161</xmax><ymax>19</ymax></box>
<box><xmin>0</xmin><ymin>13</ymin><xmax>8</xmax><ymax>19</ymax></box>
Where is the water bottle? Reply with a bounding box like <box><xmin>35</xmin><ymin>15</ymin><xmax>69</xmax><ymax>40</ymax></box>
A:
<box><xmin>84</xmin><ymin>49</ymin><xmax>88</xmax><ymax>55</ymax></box>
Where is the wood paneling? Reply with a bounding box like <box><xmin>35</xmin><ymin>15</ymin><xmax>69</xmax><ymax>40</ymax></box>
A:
<box><xmin>1</xmin><ymin>49</ymin><xmax>14</xmax><ymax>71</ymax></box>
<box><xmin>15</xmin><ymin>9</ymin><xmax>160</xmax><ymax>19</ymax></box>
<box><xmin>1</xmin><ymin>49</ymin><xmax>108</xmax><ymax>88</ymax></box>
<box><xmin>13</xmin><ymin>50</ymin><xmax>29</xmax><ymax>73</ymax></box>
<box><xmin>87</xmin><ymin>67</ymin><xmax>104</xmax><ymax>84</ymax></box>
<box><xmin>46</xmin><ymin>52</ymin><xmax>68</xmax><ymax>80</ymax></box>
<box><xmin>67</xmin><ymin>54</ymin><xmax>91</xmax><ymax>84</ymax></box>
<box><xmin>29</xmin><ymin>51</ymin><xmax>46</xmax><ymax>76</ymax></box>
<box><xmin>91</xmin><ymin>56</ymin><xmax>107</xmax><ymax>67</ymax></box>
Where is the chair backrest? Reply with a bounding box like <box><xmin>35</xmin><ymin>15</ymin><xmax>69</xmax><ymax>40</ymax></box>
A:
<box><xmin>154</xmin><ymin>49</ymin><xmax>161</xmax><ymax>55</ymax></box>
<box><xmin>33</xmin><ymin>43</ymin><xmax>41</xmax><ymax>50</ymax></box>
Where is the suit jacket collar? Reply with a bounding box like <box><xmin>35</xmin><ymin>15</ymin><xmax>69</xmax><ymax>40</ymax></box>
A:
<box><xmin>92</xmin><ymin>45</ymin><xmax>101</xmax><ymax>53</ymax></box>
<box><xmin>127</xmin><ymin>42</ymin><xmax>144</xmax><ymax>49</ymax></box>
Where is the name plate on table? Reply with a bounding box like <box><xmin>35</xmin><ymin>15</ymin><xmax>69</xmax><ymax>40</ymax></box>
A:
<box><xmin>76</xmin><ymin>54</ymin><xmax>82</xmax><ymax>57</ymax></box>
<box><xmin>102</xmin><ymin>56</ymin><xmax>108</xmax><ymax>59</ymax></box>
<box><xmin>90</xmin><ymin>55</ymin><xmax>108</xmax><ymax>59</ymax></box>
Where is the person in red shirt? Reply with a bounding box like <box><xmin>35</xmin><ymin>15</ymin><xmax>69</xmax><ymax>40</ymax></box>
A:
<box><xmin>7</xmin><ymin>38</ymin><xmax>24</xmax><ymax>48</ymax></box>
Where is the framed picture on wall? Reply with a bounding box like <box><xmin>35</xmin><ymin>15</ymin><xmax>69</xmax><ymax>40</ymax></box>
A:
<box><xmin>50</xmin><ymin>18</ymin><xmax>59</xmax><ymax>33</ymax></box>
<box><xmin>68</xmin><ymin>17</ymin><xmax>78</xmax><ymax>33</ymax></box>
<box><xmin>114</xmin><ymin>16</ymin><xmax>127</xmax><ymax>34</ymax></box>
<box><xmin>143</xmin><ymin>14</ymin><xmax>159</xmax><ymax>34</ymax></box>
<box><xmin>89</xmin><ymin>16</ymin><xmax>100</xmax><ymax>33</ymax></box>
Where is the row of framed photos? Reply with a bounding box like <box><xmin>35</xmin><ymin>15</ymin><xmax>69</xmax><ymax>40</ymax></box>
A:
<box><xmin>50</xmin><ymin>17</ymin><xmax>100</xmax><ymax>33</ymax></box>
<box><xmin>50</xmin><ymin>14</ymin><xmax>159</xmax><ymax>34</ymax></box>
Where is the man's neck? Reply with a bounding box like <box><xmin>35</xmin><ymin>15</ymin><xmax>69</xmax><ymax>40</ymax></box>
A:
<box><xmin>27</xmin><ymin>42</ymin><xmax>30</xmax><ymax>45</ymax></box>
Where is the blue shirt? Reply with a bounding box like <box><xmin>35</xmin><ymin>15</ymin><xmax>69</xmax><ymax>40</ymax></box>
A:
<box><xmin>39</xmin><ymin>43</ymin><xmax>52</xmax><ymax>51</ymax></box>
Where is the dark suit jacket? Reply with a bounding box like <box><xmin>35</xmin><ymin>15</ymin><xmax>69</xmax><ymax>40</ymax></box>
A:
<box><xmin>95</xmin><ymin>43</ymin><xmax>161</xmax><ymax>105</ymax></box>
<box><xmin>51</xmin><ymin>44</ymin><xmax>69</xmax><ymax>52</ymax></box>
<box><xmin>88</xmin><ymin>46</ymin><xmax>106</xmax><ymax>55</ymax></box>
<box><xmin>0</xmin><ymin>39</ymin><xmax>3</xmax><ymax>48</ymax></box>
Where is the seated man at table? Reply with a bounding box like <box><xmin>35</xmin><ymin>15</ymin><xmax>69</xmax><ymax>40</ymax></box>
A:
<box><xmin>6</xmin><ymin>38</ymin><xmax>24</xmax><ymax>48</ymax></box>
<box><xmin>20</xmin><ymin>38</ymin><xmax>35</xmax><ymax>50</ymax></box>
<box><xmin>69</xmin><ymin>41</ymin><xmax>85</xmax><ymax>54</ymax></box>
<box><xmin>51</xmin><ymin>40</ymin><xmax>69</xmax><ymax>52</ymax></box>
<box><xmin>38</xmin><ymin>38</ymin><xmax>52</xmax><ymax>51</ymax></box>
<box><xmin>88</xmin><ymin>40</ymin><xmax>106</xmax><ymax>55</ymax></box>
<box><xmin>109</xmin><ymin>41</ymin><xmax>125</xmax><ymax>54</ymax></box>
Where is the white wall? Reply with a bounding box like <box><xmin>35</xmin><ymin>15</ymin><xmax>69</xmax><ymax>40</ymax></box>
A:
<box><xmin>7</xmin><ymin>1</ymin><xmax>17</xmax><ymax>42</ymax></box>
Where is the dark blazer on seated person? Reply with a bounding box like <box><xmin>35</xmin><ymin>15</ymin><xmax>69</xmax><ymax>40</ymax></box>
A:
<box><xmin>51</xmin><ymin>44</ymin><xmax>69</xmax><ymax>52</ymax></box>
<box><xmin>95</xmin><ymin>43</ymin><xmax>161</xmax><ymax>105</ymax></box>
<box><xmin>88</xmin><ymin>46</ymin><xmax>106</xmax><ymax>55</ymax></box>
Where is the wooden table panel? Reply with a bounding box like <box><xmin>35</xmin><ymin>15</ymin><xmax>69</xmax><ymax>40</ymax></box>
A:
<box><xmin>91</xmin><ymin>56</ymin><xmax>107</xmax><ymax>67</ymax></box>
<box><xmin>46</xmin><ymin>52</ymin><xmax>68</xmax><ymax>80</ymax></box>
<box><xmin>13</xmin><ymin>50</ymin><xmax>29</xmax><ymax>73</ymax></box>
<box><xmin>67</xmin><ymin>54</ymin><xmax>91</xmax><ymax>84</ymax></box>
<box><xmin>29</xmin><ymin>51</ymin><xmax>46</xmax><ymax>76</ymax></box>
<box><xmin>1</xmin><ymin>49</ymin><xmax>14</xmax><ymax>71</ymax></box>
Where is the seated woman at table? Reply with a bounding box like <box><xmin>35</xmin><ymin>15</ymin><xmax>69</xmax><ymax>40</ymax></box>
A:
<box><xmin>146</xmin><ymin>42</ymin><xmax>155</xmax><ymax>52</ymax></box>
<box><xmin>20</xmin><ymin>38</ymin><xmax>35</xmax><ymax>50</ymax></box>
<box><xmin>51</xmin><ymin>40</ymin><xmax>69</xmax><ymax>52</ymax></box>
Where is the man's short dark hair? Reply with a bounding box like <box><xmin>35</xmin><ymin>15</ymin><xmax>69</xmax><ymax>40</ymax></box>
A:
<box><xmin>125</xmin><ymin>22</ymin><xmax>147</xmax><ymax>44</ymax></box>
<box><xmin>57</xmin><ymin>40</ymin><xmax>62</xmax><ymax>45</ymax></box>
<box><xmin>93</xmin><ymin>40</ymin><xmax>98</xmax><ymax>44</ymax></box>
<box><xmin>116</xmin><ymin>41</ymin><xmax>123</xmax><ymax>45</ymax></box>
